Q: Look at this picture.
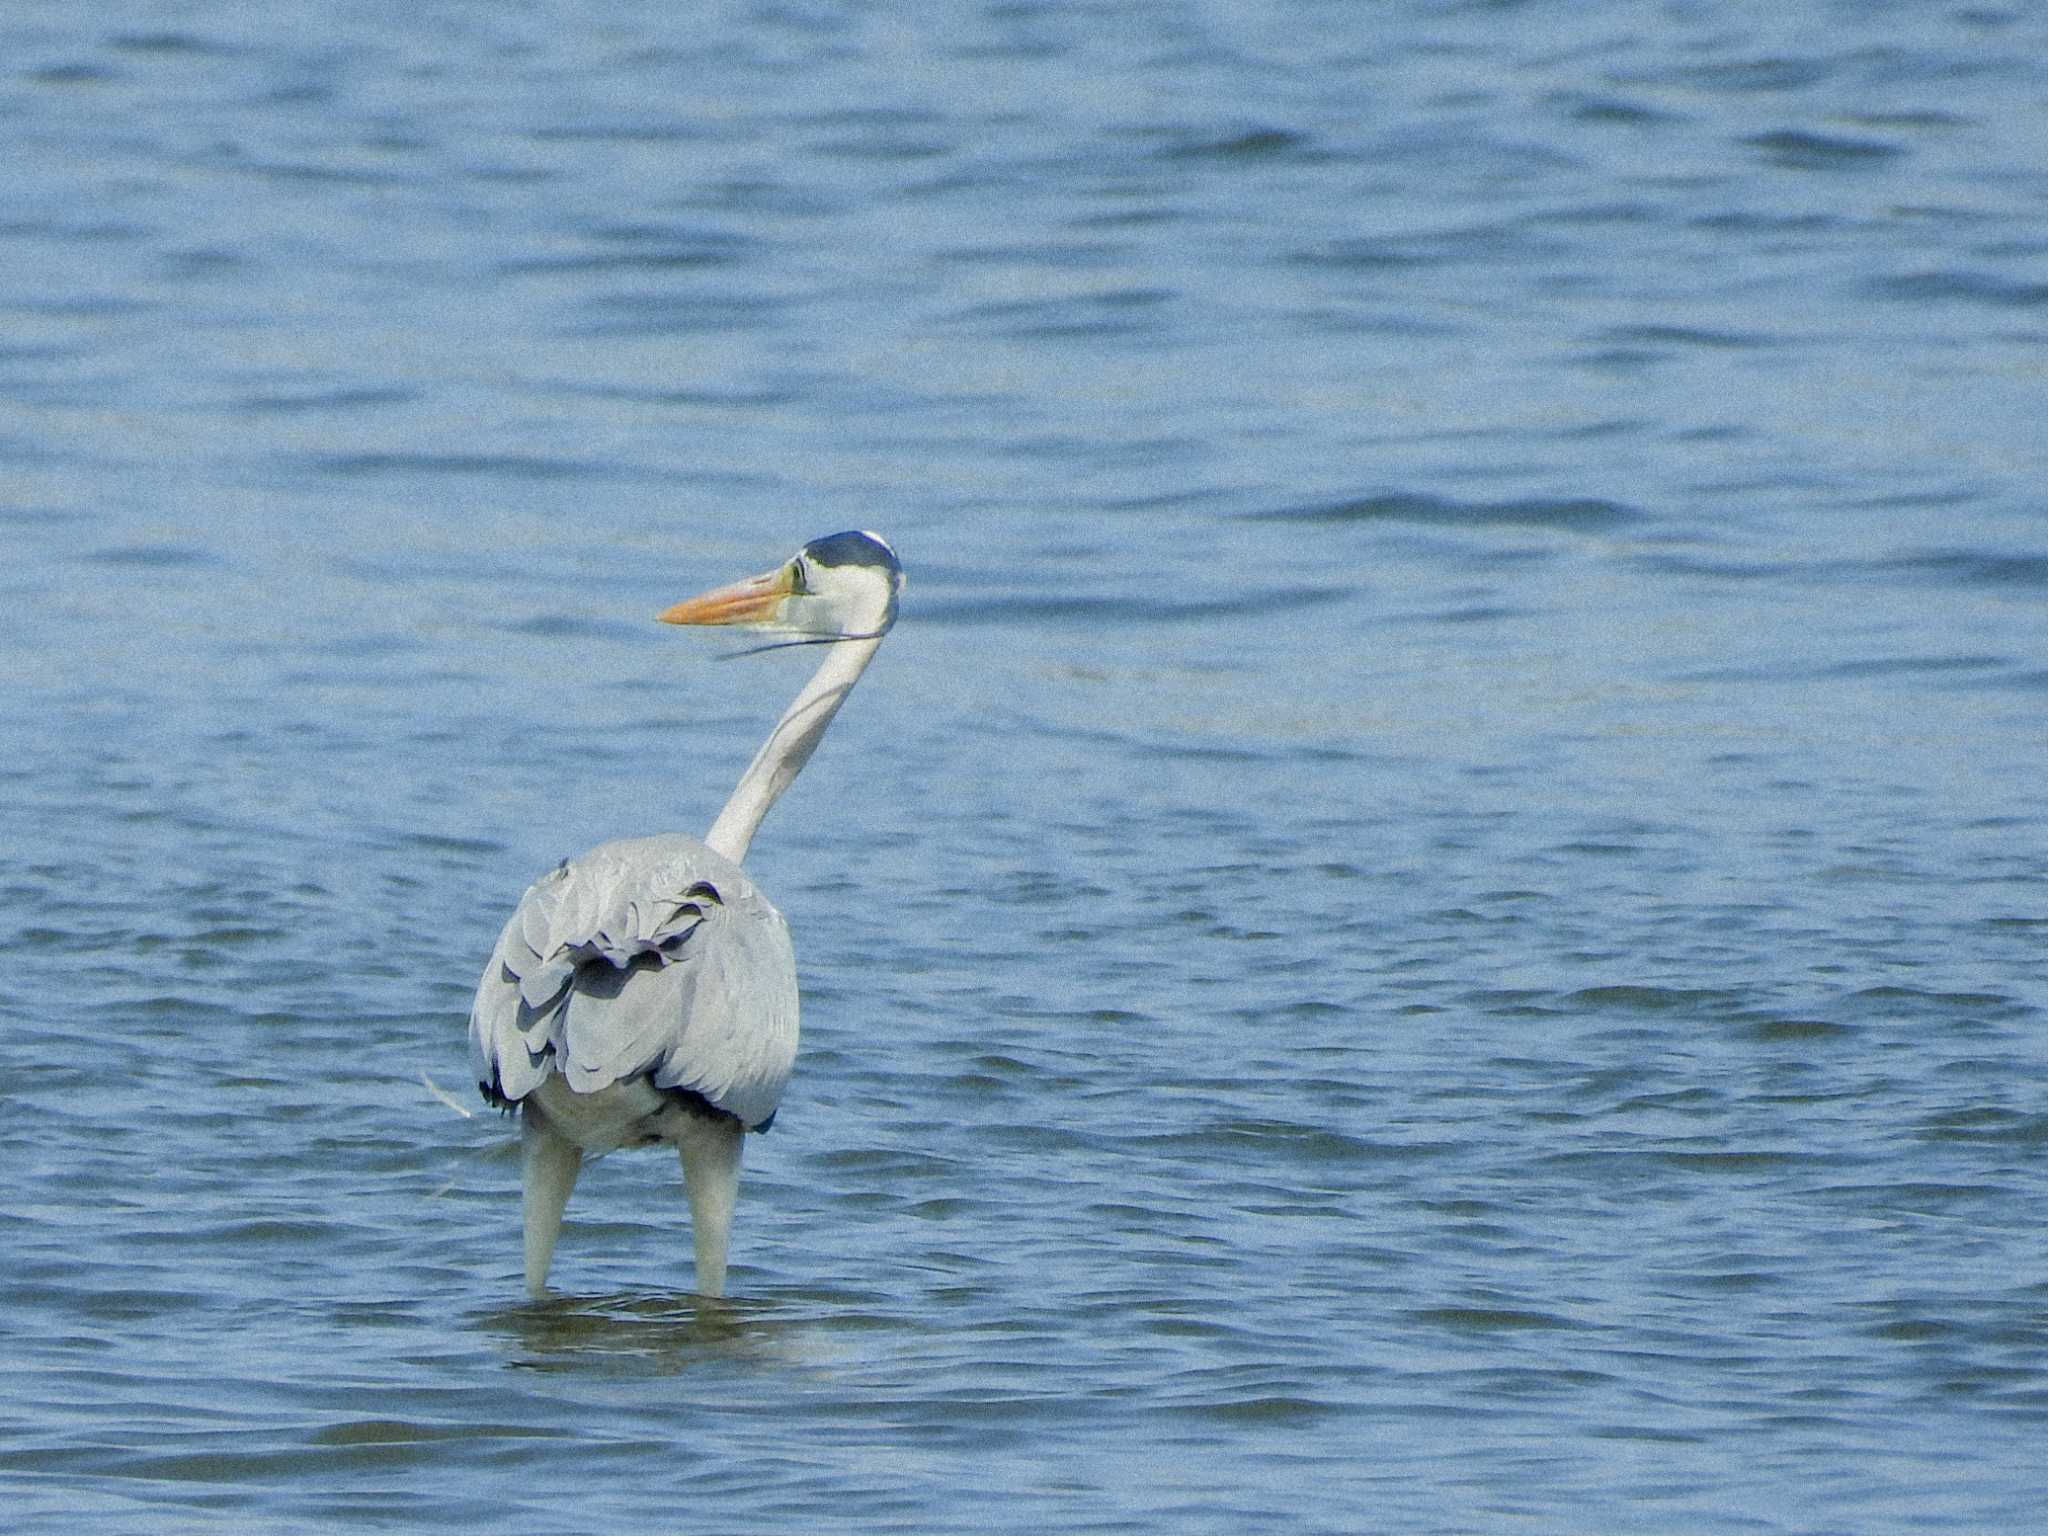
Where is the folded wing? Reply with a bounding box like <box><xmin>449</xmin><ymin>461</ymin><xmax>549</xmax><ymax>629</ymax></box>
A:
<box><xmin>469</xmin><ymin>833</ymin><xmax>798</xmax><ymax>1130</ymax></box>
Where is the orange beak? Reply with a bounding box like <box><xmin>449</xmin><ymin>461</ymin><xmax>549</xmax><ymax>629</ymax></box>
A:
<box><xmin>657</xmin><ymin>563</ymin><xmax>796</xmax><ymax>627</ymax></box>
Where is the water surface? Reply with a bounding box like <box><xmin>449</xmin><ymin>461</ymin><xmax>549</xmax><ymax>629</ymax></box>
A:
<box><xmin>3</xmin><ymin>4</ymin><xmax>2046</xmax><ymax>1532</ymax></box>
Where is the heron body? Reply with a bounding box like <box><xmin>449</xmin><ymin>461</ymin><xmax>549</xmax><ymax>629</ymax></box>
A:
<box><xmin>468</xmin><ymin>531</ymin><xmax>902</xmax><ymax>1298</ymax></box>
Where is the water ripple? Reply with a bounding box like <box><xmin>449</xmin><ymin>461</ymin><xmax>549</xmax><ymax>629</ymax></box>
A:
<box><xmin>1254</xmin><ymin>492</ymin><xmax>1643</xmax><ymax>532</ymax></box>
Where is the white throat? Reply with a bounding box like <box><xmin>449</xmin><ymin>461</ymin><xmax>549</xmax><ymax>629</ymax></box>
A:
<box><xmin>705</xmin><ymin>633</ymin><xmax>886</xmax><ymax>865</ymax></box>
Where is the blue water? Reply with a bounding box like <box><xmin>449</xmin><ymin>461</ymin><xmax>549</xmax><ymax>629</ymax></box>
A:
<box><xmin>4</xmin><ymin>4</ymin><xmax>2046</xmax><ymax>1531</ymax></box>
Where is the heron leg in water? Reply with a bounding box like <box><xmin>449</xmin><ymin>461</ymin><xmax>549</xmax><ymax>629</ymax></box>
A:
<box><xmin>521</xmin><ymin>1110</ymin><xmax>583</xmax><ymax>1299</ymax></box>
<box><xmin>676</xmin><ymin>1112</ymin><xmax>745</xmax><ymax>1298</ymax></box>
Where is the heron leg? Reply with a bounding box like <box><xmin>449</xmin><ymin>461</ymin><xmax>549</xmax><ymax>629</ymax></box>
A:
<box><xmin>520</xmin><ymin>1109</ymin><xmax>583</xmax><ymax>1299</ymax></box>
<box><xmin>675</xmin><ymin>1113</ymin><xmax>745</xmax><ymax>1298</ymax></box>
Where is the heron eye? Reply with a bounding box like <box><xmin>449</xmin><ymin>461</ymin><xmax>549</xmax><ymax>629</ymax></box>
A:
<box><xmin>789</xmin><ymin>560</ymin><xmax>809</xmax><ymax>595</ymax></box>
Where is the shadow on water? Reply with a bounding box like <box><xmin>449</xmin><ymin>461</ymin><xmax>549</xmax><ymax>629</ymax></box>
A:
<box><xmin>480</xmin><ymin>1291</ymin><xmax>781</xmax><ymax>1373</ymax></box>
<box><xmin>477</xmin><ymin>1287</ymin><xmax>899</xmax><ymax>1375</ymax></box>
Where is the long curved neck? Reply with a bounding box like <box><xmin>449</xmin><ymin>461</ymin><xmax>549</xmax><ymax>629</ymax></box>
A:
<box><xmin>705</xmin><ymin>634</ymin><xmax>885</xmax><ymax>865</ymax></box>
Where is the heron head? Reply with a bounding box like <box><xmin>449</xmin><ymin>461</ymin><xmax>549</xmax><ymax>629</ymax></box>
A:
<box><xmin>659</xmin><ymin>530</ymin><xmax>903</xmax><ymax>644</ymax></box>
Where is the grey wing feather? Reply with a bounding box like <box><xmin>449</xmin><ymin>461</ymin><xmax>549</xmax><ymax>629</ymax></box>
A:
<box><xmin>469</xmin><ymin>833</ymin><xmax>799</xmax><ymax>1129</ymax></box>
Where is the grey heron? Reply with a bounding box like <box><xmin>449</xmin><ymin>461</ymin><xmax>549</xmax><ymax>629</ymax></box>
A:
<box><xmin>469</xmin><ymin>530</ymin><xmax>903</xmax><ymax>1298</ymax></box>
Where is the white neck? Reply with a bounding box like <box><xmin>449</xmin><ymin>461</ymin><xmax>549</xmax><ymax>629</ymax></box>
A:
<box><xmin>705</xmin><ymin>634</ymin><xmax>885</xmax><ymax>865</ymax></box>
